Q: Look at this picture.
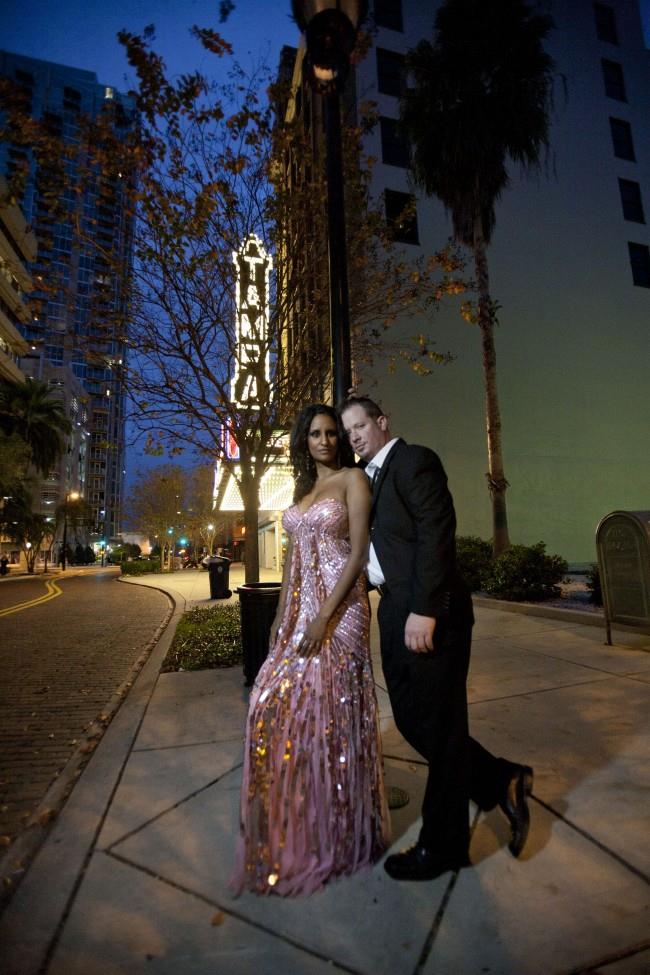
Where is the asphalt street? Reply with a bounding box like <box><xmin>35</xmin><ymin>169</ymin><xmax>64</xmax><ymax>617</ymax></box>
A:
<box><xmin>0</xmin><ymin>569</ymin><xmax>171</xmax><ymax>845</ymax></box>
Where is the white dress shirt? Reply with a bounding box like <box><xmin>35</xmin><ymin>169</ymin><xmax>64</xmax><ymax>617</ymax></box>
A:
<box><xmin>364</xmin><ymin>438</ymin><xmax>398</xmax><ymax>587</ymax></box>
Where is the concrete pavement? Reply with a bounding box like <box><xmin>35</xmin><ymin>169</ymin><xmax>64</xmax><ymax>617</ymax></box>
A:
<box><xmin>0</xmin><ymin>565</ymin><xmax>648</xmax><ymax>975</ymax></box>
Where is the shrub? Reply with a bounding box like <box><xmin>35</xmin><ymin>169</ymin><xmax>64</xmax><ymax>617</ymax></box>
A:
<box><xmin>482</xmin><ymin>542</ymin><xmax>568</xmax><ymax>601</ymax></box>
<box><xmin>163</xmin><ymin>603</ymin><xmax>242</xmax><ymax>671</ymax></box>
<box><xmin>456</xmin><ymin>535</ymin><xmax>492</xmax><ymax>591</ymax></box>
<box><xmin>585</xmin><ymin>563</ymin><xmax>603</xmax><ymax>606</ymax></box>
<box><xmin>120</xmin><ymin>558</ymin><xmax>161</xmax><ymax>575</ymax></box>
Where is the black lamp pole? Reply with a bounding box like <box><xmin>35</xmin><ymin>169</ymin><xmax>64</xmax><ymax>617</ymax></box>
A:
<box><xmin>61</xmin><ymin>502</ymin><xmax>69</xmax><ymax>571</ymax></box>
<box><xmin>323</xmin><ymin>86</ymin><xmax>352</xmax><ymax>405</ymax></box>
<box><xmin>60</xmin><ymin>491</ymin><xmax>79</xmax><ymax>571</ymax></box>
<box><xmin>292</xmin><ymin>0</ymin><xmax>367</xmax><ymax>406</ymax></box>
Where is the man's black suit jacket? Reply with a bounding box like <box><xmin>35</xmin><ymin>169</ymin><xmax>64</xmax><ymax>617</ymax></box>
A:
<box><xmin>370</xmin><ymin>438</ymin><xmax>467</xmax><ymax>620</ymax></box>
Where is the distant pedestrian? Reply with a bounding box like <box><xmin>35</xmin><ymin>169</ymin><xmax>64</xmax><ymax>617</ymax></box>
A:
<box><xmin>0</xmin><ymin>555</ymin><xmax>8</xmax><ymax>576</ymax></box>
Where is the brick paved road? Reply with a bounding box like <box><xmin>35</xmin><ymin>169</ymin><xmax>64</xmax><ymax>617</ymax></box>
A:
<box><xmin>0</xmin><ymin>570</ymin><xmax>170</xmax><ymax>845</ymax></box>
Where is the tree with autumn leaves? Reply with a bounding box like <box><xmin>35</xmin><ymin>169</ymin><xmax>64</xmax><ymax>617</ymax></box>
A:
<box><xmin>1</xmin><ymin>25</ymin><xmax>466</xmax><ymax>581</ymax></box>
<box><xmin>124</xmin><ymin>463</ymin><xmax>233</xmax><ymax>570</ymax></box>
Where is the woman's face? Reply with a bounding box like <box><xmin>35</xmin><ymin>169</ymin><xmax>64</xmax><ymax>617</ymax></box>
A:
<box><xmin>307</xmin><ymin>412</ymin><xmax>339</xmax><ymax>466</ymax></box>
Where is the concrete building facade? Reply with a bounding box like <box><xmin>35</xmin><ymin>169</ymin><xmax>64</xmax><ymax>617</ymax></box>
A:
<box><xmin>0</xmin><ymin>177</ymin><xmax>90</xmax><ymax>565</ymax></box>
<box><xmin>0</xmin><ymin>174</ymin><xmax>34</xmax><ymax>383</ymax></box>
<box><xmin>283</xmin><ymin>0</ymin><xmax>650</xmax><ymax>563</ymax></box>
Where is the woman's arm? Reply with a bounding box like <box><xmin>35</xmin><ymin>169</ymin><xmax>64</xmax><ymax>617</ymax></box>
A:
<box><xmin>298</xmin><ymin>469</ymin><xmax>370</xmax><ymax>652</ymax></box>
<box><xmin>269</xmin><ymin>534</ymin><xmax>293</xmax><ymax>648</ymax></box>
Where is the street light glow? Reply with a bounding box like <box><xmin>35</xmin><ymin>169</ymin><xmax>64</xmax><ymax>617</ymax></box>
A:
<box><xmin>61</xmin><ymin>490</ymin><xmax>82</xmax><ymax>571</ymax></box>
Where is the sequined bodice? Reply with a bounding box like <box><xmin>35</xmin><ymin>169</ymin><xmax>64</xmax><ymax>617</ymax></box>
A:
<box><xmin>282</xmin><ymin>498</ymin><xmax>359</xmax><ymax>621</ymax></box>
<box><xmin>283</xmin><ymin>496</ymin><xmax>349</xmax><ymax>539</ymax></box>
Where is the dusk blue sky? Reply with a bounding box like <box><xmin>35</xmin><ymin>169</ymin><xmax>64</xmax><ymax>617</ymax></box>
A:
<box><xmin>0</xmin><ymin>1</ymin><xmax>299</xmax><ymax>91</ymax></box>
<box><xmin>2</xmin><ymin>2</ymin><xmax>648</xmax><ymax>90</ymax></box>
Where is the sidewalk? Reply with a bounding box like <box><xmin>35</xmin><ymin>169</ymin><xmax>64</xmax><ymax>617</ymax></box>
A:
<box><xmin>0</xmin><ymin>567</ymin><xmax>648</xmax><ymax>975</ymax></box>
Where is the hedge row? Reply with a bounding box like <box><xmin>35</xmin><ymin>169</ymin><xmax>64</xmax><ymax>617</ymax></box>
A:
<box><xmin>456</xmin><ymin>536</ymin><xmax>568</xmax><ymax>601</ymax></box>
<box><xmin>120</xmin><ymin>559</ymin><xmax>161</xmax><ymax>576</ymax></box>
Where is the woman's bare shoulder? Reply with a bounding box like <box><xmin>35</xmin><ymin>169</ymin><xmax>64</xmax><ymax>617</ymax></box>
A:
<box><xmin>343</xmin><ymin>466</ymin><xmax>369</xmax><ymax>489</ymax></box>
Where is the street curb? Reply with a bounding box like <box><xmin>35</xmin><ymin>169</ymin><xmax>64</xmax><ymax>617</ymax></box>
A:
<box><xmin>473</xmin><ymin>596</ymin><xmax>650</xmax><ymax>641</ymax></box>
<box><xmin>0</xmin><ymin>583</ymin><xmax>185</xmax><ymax>975</ymax></box>
<box><xmin>118</xmin><ymin>573</ymin><xmax>197</xmax><ymax>608</ymax></box>
<box><xmin>472</xmin><ymin>595</ymin><xmax>606</xmax><ymax>628</ymax></box>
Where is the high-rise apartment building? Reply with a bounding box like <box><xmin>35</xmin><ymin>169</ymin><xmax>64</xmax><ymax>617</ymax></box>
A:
<box><xmin>282</xmin><ymin>0</ymin><xmax>650</xmax><ymax>562</ymax></box>
<box><xmin>0</xmin><ymin>173</ymin><xmax>33</xmax><ymax>383</ymax></box>
<box><xmin>0</xmin><ymin>52</ymin><xmax>135</xmax><ymax>541</ymax></box>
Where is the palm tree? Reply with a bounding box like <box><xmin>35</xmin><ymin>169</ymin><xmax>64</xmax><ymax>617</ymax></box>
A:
<box><xmin>0</xmin><ymin>378</ymin><xmax>71</xmax><ymax>477</ymax></box>
<box><xmin>400</xmin><ymin>0</ymin><xmax>555</xmax><ymax>553</ymax></box>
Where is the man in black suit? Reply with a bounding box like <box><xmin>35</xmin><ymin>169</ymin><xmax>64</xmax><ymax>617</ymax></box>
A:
<box><xmin>340</xmin><ymin>395</ymin><xmax>533</xmax><ymax>881</ymax></box>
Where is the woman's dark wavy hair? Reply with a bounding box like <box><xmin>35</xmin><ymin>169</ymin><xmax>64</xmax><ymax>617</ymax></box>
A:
<box><xmin>290</xmin><ymin>403</ymin><xmax>355</xmax><ymax>502</ymax></box>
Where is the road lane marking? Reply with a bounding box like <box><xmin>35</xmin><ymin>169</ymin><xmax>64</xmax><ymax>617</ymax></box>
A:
<box><xmin>0</xmin><ymin>580</ymin><xmax>63</xmax><ymax>617</ymax></box>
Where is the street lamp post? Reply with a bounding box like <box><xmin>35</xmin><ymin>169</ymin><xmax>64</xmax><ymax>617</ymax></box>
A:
<box><xmin>292</xmin><ymin>0</ymin><xmax>368</xmax><ymax>406</ymax></box>
<box><xmin>60</xmin><ymin>491</ymin><xmax>80</xmax><ymax>571</ymax></box>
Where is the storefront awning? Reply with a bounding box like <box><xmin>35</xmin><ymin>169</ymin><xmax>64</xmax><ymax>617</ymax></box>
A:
<box><xmin>218</xmin><ymin>462</ymin><xmax>295</xmax><ymax>513</ymax></box>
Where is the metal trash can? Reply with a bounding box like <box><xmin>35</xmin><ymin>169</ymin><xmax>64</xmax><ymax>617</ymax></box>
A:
<box><xmin>237</xmin><ymin>582</ymin><xmax>282</xmax><ymax>686</ymax></box>
<box><xmin>208</xmin><ymin>556</ymin><xmax>232</xmax><ymax>599</ymax></box>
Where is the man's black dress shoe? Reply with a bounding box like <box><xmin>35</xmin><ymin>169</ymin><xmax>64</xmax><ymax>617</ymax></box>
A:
<box><xmin>499</xmin><ymin>764</ymin><xmax>534</xmax><ymax>857</ymax></box>
<box><xmin>383</xmin><ymin>843</ymin><xmax>469</xmax><ymax>881</ymax></box>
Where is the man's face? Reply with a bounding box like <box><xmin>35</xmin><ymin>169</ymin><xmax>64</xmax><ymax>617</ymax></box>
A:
<box><xmin>341</xmin><ymin>404</ymin><xmax>390</xmax><ymax>462</ymax></box>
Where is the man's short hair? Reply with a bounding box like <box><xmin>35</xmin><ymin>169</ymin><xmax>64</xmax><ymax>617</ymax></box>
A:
<box><xmin>337</xmin><ymin>395</ymin><xmax>385</xmax><ymax>420</ymax></box>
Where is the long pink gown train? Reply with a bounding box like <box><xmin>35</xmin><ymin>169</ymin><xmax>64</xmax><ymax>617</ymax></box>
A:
<box><xmin>230</xmin><ymin>498</ymin><xmax>389</xmax><ymax>896</ymax></box>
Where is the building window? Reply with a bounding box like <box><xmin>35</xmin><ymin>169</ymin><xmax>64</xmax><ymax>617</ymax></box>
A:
<box><xmin>619</xmin><ymin>179</ymin><xmax>645</xmax><ymax>223</ymax></box>
<box><xmin>594</xmin><ymin>3</ymin><xmax>618</xmax><ymax>44</ymax></box>
<box><xmin>602</xmin><ymin>59</ymin><xmax>626</xmax><ymax>101</ymax></box>
<box><xmin>385</xmin><ymin>189</ymin><xmax>419</xmax><ymax>245</ymax></box>
<box><xmin>609</xmin><ymin>118</ymin><xmax>635</xmax><ymax>161</ymax></box>
<box><xmin>63</xmin><ymin>86</ymin><xmax>81</xmax><ymax>114</ymax></box>
<box><xmin>628</xmin><ymin>243</ymin><xmax>650</xmax><ymax>287</ymax></box>
<box><xmin>380</xmin><ymin>116</ymin><xmax>410</xmax><ymax>168</ymax></box>
<box><xmin>374</xmin><ymin>0</ymin><xmax>403</xmax><ymax>32</ymax></box>
<box><xmin>14</xmin><ymin>68</ymin><xmax>34</xmax><ymax>86</ymax></box>
<box><xmin>376</xmin><ymin>48</ymin><xmax>405</xmax><ymax>97</ymax></box>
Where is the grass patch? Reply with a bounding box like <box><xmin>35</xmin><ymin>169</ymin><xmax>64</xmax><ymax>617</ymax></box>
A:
<box><xmin>163</xmin><ymin>603</ymin><xmax>243</xmax><ymax>671</ymax></box>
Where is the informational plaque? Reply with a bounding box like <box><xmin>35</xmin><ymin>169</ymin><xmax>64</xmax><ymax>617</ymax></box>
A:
<box><xmin>596</xmin><ymin>510</ymin><xmax>650</xmax><ymax>643</ymax></box>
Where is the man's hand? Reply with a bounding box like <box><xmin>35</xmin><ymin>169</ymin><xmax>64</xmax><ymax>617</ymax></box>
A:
<box><xmin>404</xmin><ymin>613</ymin><xmax>436</xmax><ymax>653</ymax></box>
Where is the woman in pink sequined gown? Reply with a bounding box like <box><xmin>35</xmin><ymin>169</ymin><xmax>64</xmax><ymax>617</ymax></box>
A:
<box><xmin>231</xmin><ymin>404</ymin><xmax>389</xmax><ymax>896</ymax></box>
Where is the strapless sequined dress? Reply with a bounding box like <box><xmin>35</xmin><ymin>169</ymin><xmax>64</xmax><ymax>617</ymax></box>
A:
<box><xmin>230</xmin><ymin>497</ymin><xmax>389</xmax><ymax>896</ymax></box>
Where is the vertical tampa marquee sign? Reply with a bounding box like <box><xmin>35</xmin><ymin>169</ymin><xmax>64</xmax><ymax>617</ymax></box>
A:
<box><xmin>231</xmin><ymin>233</ymin><xmax>272</xmax><ymax>410</ymax></box>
